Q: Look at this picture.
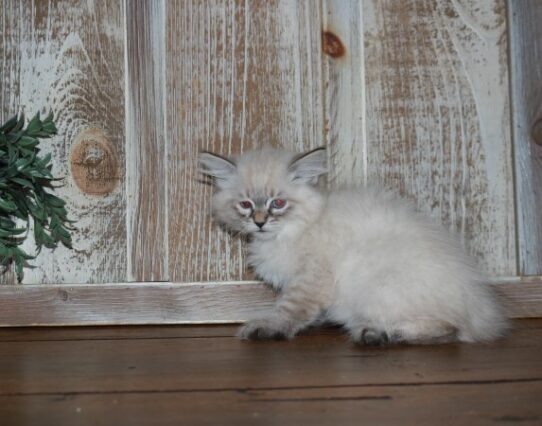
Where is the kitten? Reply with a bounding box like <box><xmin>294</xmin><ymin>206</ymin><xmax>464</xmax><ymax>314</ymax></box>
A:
<box><xmin>199</xmin><ymin>146</ymin><xmax>508</xmax><ymax>345</ymax></box>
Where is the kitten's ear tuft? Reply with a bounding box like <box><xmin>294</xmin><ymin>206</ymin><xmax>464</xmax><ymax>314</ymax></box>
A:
<box><xmin>198</xmin><ymin>152</ymin><xmax>237</xmax><ymax>186</ymax></box>
<box><xmin>288</xmin><ymin>147</ymin><xmax>328</xmax><ymax>184</ymax></box>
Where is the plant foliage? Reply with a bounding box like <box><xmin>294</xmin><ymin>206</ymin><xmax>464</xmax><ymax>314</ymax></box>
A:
<box><xmin>0</xmin><ymin>113</ymin><xmax>73</xmax><ymax>282</ymax></box>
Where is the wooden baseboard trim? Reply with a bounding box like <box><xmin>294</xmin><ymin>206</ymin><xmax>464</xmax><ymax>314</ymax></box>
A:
<box><xmin>493</xmin><ymin>281</ymin><xmax>542</xmax><ymax>319</ymax></box>
<box><xmin>0</xmin><ymin>280</ymin><xmax>540</xmax><ymax>326</ymax></box>
<box><xmin>0</xmin><ymin>282</ymin><xmax>275</xmax><ymax>327</ymax></box>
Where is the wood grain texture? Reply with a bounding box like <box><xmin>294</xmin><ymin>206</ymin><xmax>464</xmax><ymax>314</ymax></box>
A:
<box><xmin>494</xmin><ymin>280</ymin><xmax>542</xmax><ymax>319</ymax></box>
<box><xmin>0</xmin><ymin>324</ymin><xmax>341</xmax><ymax>342</ymax></box>
<box><xmin>0</xmin><ymin>324</ymin><xmax>240</xmax><ymax>342</ymax></box>
<box><xmin>1</xmin><ymin>321</ymin><xmax>541</xmax><ymax>394</ymax></box>
<box><xmin>322</xmin><ymin>0</ymin><xmax>367</xmax><ymax>187</ymax></box>
<box><xmin>0</xmin><ymin>279</ymin><xmax>540</xmax><ymax>326</ymax></box>
<box><xmin>125</xmin><ymin>0</ymin><xmax>168</xmax><ymax>282</ymax></box>
<box><xmin>1</xmin><ymin>382</ymin><xmax>540</xmax><ymax>425</ymax></box>
<box><xmin>0</xmin><ymin>282</ymin><xmax>275</xmax><ymax>326</ymax></box>
<box><xmin>362</xmin><ymin>0</ymin><xmax>515</xmax><ymax>276</ymax></box>
<box><xmin>0</xmin><ymin>320</ymin><xmax>541</xmax><ymax>426</ymax></box>
<box><xmin>166</xmin><ymin>0</ymin><xmax>324</xmax><ymax>282</ymax></box>
<box><xmin>0</xmin><ymin>0</ymin><xmax>126</xmax><ymax>284</ymax></box>
<box><xmin>508</xmin><ymin>0</ymin><xmax>542</xmax><ymax>275</ymax></box>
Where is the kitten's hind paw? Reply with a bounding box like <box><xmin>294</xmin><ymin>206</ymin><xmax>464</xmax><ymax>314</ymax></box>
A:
<box><xmin>355</xmin><ymin>328</ymin><xmax>390</xmax><ymax>347</ymax></box>
<box><xmin>237</xmin><ymin>319</ymin><xmax>293</xmax><ymax>341</ymax></box>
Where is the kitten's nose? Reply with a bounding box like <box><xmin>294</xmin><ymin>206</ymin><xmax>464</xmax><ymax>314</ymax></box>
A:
<box><xmin>253</xmin><ymin>211</ymin><xmax>267</xmax><ymax>229</ymax></box>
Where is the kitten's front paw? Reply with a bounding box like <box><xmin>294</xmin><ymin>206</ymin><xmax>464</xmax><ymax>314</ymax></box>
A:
<box><xmin>355</xmin><ymin>328</ymin><xmax>390</xmax><ymax>347</ymax></box>
<box><xmin>237</xmin><ymin>319</ymin><xmax>293</xmax><ymax>341</ymax></box>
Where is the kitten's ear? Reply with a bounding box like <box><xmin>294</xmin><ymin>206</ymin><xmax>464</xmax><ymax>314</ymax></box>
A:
<box><xmin>198</xmin><ymin>152</ymin><xmax>237</xmax><ymax>186</ymax></box>
<box><xmin>288</xmin><ymin>147</ymin><xmax>328</xmax><ymax>184</ymax></box>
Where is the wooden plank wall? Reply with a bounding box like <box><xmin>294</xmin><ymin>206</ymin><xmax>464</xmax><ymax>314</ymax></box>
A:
<box><xmin>166</xmin><ymin>0</ymin><xmax>514</xmax><ymax>278</ymax></box>
<box><xmin>362</xmin><ymin>0</ymin><xmax>514</xmax><ymax>276</ymax></box>
<box><xmin>509</xmin><ymin>0</ymin><xmax>542</xmax><ymax>276</ymax></box>
<box><xmin>323</xmin><ymin>0</ymin><xmax>366</xmax><ymax>187</ymax></box>
<box><xmin>125</xmin><ymin>0</ymin><xmax>168</xmax><ymax>282</ymax></box>
<box><xmin>0</xmin><ymin>0</ymin><xmax>126</xmax><ymax>284</ymax></box>
<box><xmin>0</xmin><ymin>0</ymin><xmax>524</xmax><ymax>286</ymax></box>
<box><xmin>166</xmin><ymin>0</ymin><xmax>324</xmax><ymax>282</ymax></box>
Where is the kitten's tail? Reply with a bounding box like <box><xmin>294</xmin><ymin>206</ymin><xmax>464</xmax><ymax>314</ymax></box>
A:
<box><xmin>457</xmin><ymin>284</ymin><xmax>510</xmax><ymax>343</ymax></box>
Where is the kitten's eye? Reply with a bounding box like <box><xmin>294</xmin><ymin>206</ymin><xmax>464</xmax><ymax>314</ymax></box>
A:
<box><xmin>239</xmin><ymin>200</ymin><xmax>253</xmax><ymax>210</ymax></box>
<box><xmin>270</xmin><ymin>198</ymin><xmax>287</xmax><ymax>209</ymax></box>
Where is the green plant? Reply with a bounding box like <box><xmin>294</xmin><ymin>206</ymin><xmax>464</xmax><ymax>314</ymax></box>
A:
<box><xmin>0</xmin><ymin>113</ymin><xmax>73</xmax><ymax>282</ymax></box>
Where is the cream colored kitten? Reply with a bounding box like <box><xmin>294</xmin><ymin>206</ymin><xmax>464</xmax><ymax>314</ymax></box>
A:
<box><xmin>199</xmin><ymin>147</ymin><xmax>508</xmax><ymax>345</ymax></box>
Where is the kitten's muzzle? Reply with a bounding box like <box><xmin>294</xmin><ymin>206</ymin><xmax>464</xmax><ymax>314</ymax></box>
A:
<box><xmin>252</xmin><ymin>211</ymin><xmax>268</xmax><ymax>229</ymax></box>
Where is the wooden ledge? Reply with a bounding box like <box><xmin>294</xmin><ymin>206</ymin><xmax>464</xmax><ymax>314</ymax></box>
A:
<box><xmin>0</xmin><ymin>280</ymin><xmax>540</xmax><ymax>326</ymax></box>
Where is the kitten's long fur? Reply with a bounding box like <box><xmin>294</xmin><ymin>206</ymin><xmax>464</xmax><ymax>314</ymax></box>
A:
<box><xmin>199</xmin><ymin>147</ymin><xmax>508</xmax><ymax>345</ymax></box>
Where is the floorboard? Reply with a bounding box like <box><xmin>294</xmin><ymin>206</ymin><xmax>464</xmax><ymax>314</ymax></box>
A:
<box><xmin>0</xmin><ymin>320</ymin><xmax>541</xmax><ymax>425</ymax></box>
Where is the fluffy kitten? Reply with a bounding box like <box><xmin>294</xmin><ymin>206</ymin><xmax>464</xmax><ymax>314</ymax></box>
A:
<box><xmin>199</xmin><ymin>146</ymin><xmax>508</xmax><ymax>345</ymax></box>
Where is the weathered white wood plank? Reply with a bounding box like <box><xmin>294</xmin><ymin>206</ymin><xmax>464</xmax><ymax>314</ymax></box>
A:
<box><xmin>362</xmin><ymin>0</ymin><xmax>515</xmax><ymax>276</ymax></box>
<box><xmin>0</xmin><ymin>279</ymin><xmax>537</xmax><ymax>326</ymax></box>
<box><xmin>166</xmin><ymin>0</ymin><xmax>323</xmax><ymax>282</ymax></box>
<box><xmin>508</xmin><ymin>0</ymin><xmax>542</xmax><ymax>275</ymax></box>
<box><xmin>125</xmin><ymin>0</ymin><xmax>168</xmax><ymax>282</ymax></box>
<box><xmin>322</xmin><ymin>0</ymin><xmax>366</xmax><ymax>187</ymax></box>
<box><xmin>1</xmin><ymin>1</ymin><xmax>27</xmax><ymax>285</ymax></box>
<box><xmin>0</xmin><ymin>0</ymin><xmax>126</xmax><ymax>284</ymax></box>
<box><xmin>493</xmin><ymin>280</ymin><xmax>542</xmax><ymax>319</ymax></box>
<box><xmin>0</xmin><ymin>282</ymin><xmax>275</xmax><ymax>326</ymax></box>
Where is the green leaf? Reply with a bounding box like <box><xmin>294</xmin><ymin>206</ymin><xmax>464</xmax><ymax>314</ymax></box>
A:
<box><xmin>0</xmin><ymin>112</ymin><xmax>74</xmax><ymax>281</ymax></box>
<box><xmin>0</xmin><ymin>242</ymin><xmax>13</xmax><ymax>257</ymax></box>
<box><xmin>0</xmin><ymin>115</ymin><xmax>18</xmax><ymax>133</ymax></box>
<box><xmin>18</xmin><ymin>135</ymin><xmax>38</xmax><ymax>148</ymax></box>
<box><xmin>0</xmin><ymin>227</ymin><xmax>26</xmax><ymax>237</ymax></box>
<box><xmin>0</xmin><ymin>216</ymin><xmax>16</xmax><ymax>228</ymax></box>
<box><xmin>44</xmin><ymin>193</ymin><xmax>66</xmax><ymax>208</ymax></box>
<box><xmin>34</xmin><ymin>221</ymin><xmax>56</xmax><ymax>247</ymax></box>
<box><xmin>0</xmin><ymin>198</ymin><xmax>18</xmax><ymax>212</ymax></box>
<box><xmin>40</xmin><ymin>152</ymin><xmax>52</xmax><ymax>165</ymax></box>
<box><xmin>15</xmin><ymin>155</ymin><xmax>35</xmax><ymax>171</ymax></box>
<box><xmin>13</xmin><ymin>114</ymin><xmax>25</xmax><ymax>133</ymax></box>
<box><xmin>42</xmin><ymin>122</ymin><xmax>57</xmax><ymax>135</ymax></box>
<box><xmin>26</xmin><ymin>113</ymin><xmax>41</xmax><ymax>135</ymax></box>
<box><xmin>10</xmin><ymin>177</ymin><xmax>34</xmax><ymax>189</ymax></box>
<box><xmin>29</xmin><ymin>202</ymin><xmax>47</xmax><ymax>222</ymax></box>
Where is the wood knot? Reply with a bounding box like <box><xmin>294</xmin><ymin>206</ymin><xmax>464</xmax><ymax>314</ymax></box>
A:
<box><xmin>322</xmin><ymin>31</ymin><xmax>345</xmax><ymax>58</ymax></box>
<box><xmin>58</xmin><ymin>289</ymin><xmax>69</xmax><ymax>301</ymax></box>
<box><xmin>532</xmin><ymin>119</ymin><xmax>542</xmax><ymax>147</ymax></box>
<box><xmin>70</xmin><ymin>128</ymin><xmax>119</xmax><ymax>196</ymax></box>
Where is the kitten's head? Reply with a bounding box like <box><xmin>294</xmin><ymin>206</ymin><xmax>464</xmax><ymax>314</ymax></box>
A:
<box><xmin>199</xmin><ymin>146</ymin><xmax>327</xmax><ymax>238</ymax></box>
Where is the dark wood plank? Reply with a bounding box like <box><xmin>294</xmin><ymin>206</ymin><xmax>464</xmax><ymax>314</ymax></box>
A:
<box><xmin>0</xmin><ymin>324</ymin><xmax>340</xmax><ymax>342</ymax></box>
<box><xmin>0</xmin><ymin>320</ymin><xmax>541</xmax><ymax>425</ymax></box>
<box><xmin>0</xmin><ymin>320</ymin><xmax>541</xmax><ymax>396</ymax></box>
<box><xmin>509</xmin><ymin>0</ymin><xmax>542</xmax><ymax>275</ymax></box>
<box><xmin>0</xmin><ymin>381</ymin><xmax>540</xmax><ymax>426</ymax></box>
<box><xmin>0</xmin><ymin>320</ymin><xmax>537</xmax><ymax>343</ymax></box>
<box><xmin>0</xmin><ymin>325</ymin><xmax>238</xmax><ymax>342</ymax></box>
<box><xmin>125</xmin><ymin>0</ymin><xmax>168</xmax><ymax>282</ymax></box>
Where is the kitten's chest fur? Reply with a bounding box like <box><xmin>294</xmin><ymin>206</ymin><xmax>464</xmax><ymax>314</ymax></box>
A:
<box><xmin>248</xmin><ymin>236</ymin><xmax>299</xmax><ymax>290</ymax></box>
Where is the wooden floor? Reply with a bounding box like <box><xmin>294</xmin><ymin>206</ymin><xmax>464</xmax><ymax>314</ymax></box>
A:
<box><xmin>0</xmin><ymin>320</ymin><xmax>541</xmax><ymax>426</ymax></box>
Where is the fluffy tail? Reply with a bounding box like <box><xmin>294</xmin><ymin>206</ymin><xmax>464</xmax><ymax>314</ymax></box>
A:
<box><xmin>457</xmin><ymin>284</ymin><xmax>510</xmax><ymax>342</ymax></box>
